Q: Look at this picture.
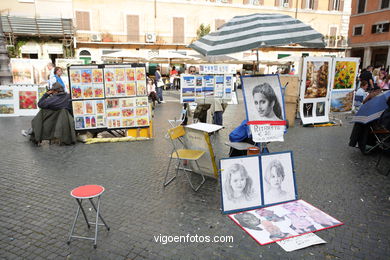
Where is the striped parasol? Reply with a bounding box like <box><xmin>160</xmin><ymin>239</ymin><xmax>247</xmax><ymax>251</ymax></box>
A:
<box><xmin>188</xmin><ymin>13</ymin><xmax>325</xmax><ymax>56</ymax></box>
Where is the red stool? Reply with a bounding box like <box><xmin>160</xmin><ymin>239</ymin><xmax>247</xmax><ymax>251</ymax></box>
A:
<box><xmin>67</xmin><ymin>185</ymin><xmax>110</xmax><ymax>248</ymax></box>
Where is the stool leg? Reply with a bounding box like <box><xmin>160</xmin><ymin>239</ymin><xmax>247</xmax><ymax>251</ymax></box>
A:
<box><xmin>93</xmin><ymin>196</ymin><xmax>101</xmax><ymax>248</ymax></box>
<box><xmin>76</xmin><ymin>199</ymin><xmax>90</xmax><ymax>229</ymax></box>
<box><xmin>89</xmin><ymin>198</ymin><xmax>110</xmax><ymax>230</ymax></box>
<box><xmin>67</xmin><ymin>201</ymin><xmax>81</xmax><ymax>244</ymax></box>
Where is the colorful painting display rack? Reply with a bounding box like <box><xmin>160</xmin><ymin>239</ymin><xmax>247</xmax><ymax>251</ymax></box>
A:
<box><xmin>299</xmin><ymin>57</ymin><xmax>332</xmax><ymax>125</ymax></box>
<box><xmin>330</xmin><ymin>58</ymin><xmax>359</xmax><ymax>113</ymax></box>
<box><xmin>180</xmin><ymin>74</ymin><xmax>233</xmax><ymax>103</ymax></box>
<box><xmin>299</xmin><ymin>57</ymin><xmax>360</xmax><ymax>124</ymax></box>
<box><xmin>69</xmin><ymin>64</ymin><xmax>150</xmax><ymax>131</ymax></box>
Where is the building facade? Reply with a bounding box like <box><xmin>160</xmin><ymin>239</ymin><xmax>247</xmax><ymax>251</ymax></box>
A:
<box><xmin>348</xmin><ymin>0</ymin><xmax>390</xmax><ymax>69</ymax></box>
<box><xmin>73</xmin><ymin>0</ymin><xmax>351</xmax><ymax>63</ymax></box>
<box><xmin>1</xmin><ymin>0</ymin><xmax>351</xmax><ymax>66</ymax></box>
<box><xmin>1</xmin><ymin>0</ymin><xmax>74</xmax><ymax>62</ymax></box>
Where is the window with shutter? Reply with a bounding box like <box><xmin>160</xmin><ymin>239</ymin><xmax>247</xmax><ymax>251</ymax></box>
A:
<box><xmin>75</xmin><ymin>11</ymin><xmax>90</xmax><ymax>31</ymax></box>
<box><xmin>353</xmin><ymin>26</ymin><xmax>363</xmax><ymax>36</ymax></box>
<box><xmin>302</xmin><ymin>0</ymin><xmax>315</xmax><ymax>9</ymax></box>
<box><xmin>381</xmin><ymin>0</ymin><xmax>389</xmax><ymax>8</ymax></box>
<box><xmin>339</xmin><ymin>0</ymin><xmax>344</xmax><ymax>11</ymax></box>
<box><xmin>313</xmin><ymin>0</ymin><xmax>318</xmax><ymax>9</ymax></box>
<box><xmin>357</xmin><ymin>0</ymin><xmax>365</xmax><ymax>13</ymax></box>
<box><xmin>173</xmin><ymin>17</ymin><xmax>184</xmax><ymax>44</ymax></box>
<box><xmin>127</xmin><ymin>15</ymin><xmax>139</xmax><ymax>42</ymax></box>
<box><xmin>372</xmin><ymin>23</ymin><xmax>390</xmax><ymax>34</ymax></box>
<box><xmin>384</xmin><ymin>23</ymin><xmax>390</xmax><ymax>32</ymax></box>
<box><xmin>328</xmin><ymin>26</ymin><xmax>337</xmax><ymax>47</ymax></box>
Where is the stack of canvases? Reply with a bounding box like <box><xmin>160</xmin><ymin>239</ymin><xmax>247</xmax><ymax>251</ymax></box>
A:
<box><xmin>218</xmin><ymin>74</ymin><xmax>343</xmax><ymax>246</ymax></box>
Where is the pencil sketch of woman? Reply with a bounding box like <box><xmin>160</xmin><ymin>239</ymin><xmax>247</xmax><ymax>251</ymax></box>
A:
<box><xmin>252</xmin><ymin>83</ymin><xmax>282</xmax><ymax>121</ymax></box>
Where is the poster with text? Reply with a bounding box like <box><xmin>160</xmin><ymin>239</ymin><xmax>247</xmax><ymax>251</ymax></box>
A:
<box><xmin>180</xmin><ymin>75</ymin><xmax>196</xmax><ymax>103</ymax></box>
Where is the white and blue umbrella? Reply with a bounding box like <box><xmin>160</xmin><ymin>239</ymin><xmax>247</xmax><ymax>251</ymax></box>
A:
<box><xmin>352</xmin><ymin>91</ymin><xmax>390</xmax><ymax>124</ymax></box>
<box><xmin>188</xmin><ymin>13</ymin><xmax>325</xmax><ymax>56</ymax></box>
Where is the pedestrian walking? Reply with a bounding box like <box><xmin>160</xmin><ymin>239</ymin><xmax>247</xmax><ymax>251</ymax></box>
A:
<box><xmin>155</xmin><ymin>65</ymin><xmax>165</xmax><ymax>103</ymax></box>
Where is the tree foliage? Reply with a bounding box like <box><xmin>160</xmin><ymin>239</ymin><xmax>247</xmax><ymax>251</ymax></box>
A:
<box><xmin>196</xmin><ymin>24</ymin><xmax>210</xmax><ymax>39</ymax></box>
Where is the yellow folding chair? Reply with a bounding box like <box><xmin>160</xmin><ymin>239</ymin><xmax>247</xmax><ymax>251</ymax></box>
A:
<box><xmin>164</xmin><ymin>125</ymin><xmax>206</xmax><ymax>191</ymax></box>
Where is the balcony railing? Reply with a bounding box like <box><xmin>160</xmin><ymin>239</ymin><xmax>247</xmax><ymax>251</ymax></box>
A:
<box><xmin>324</xmin><ymin>36</ymin><xmax>348</xmax><ymax>48</ymax></box>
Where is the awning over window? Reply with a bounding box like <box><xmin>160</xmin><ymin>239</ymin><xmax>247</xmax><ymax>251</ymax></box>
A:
<box><xmin>46</xmin><ymin>44</ymin><xmax>63</xmax><ymax>54</ymax></box>
<box><xmin>1</xmin><ymin>16</ymin><xmax>73</xmax><ymax>36</ymax></box>
<box><xmin>20</xmin><ymin>45</ymin><xmax>39</xmax><ymax>54</ymax></box>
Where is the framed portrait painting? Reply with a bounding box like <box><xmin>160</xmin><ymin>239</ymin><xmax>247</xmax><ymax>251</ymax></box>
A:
<box><xmin>220</xmin><ymin>156</ymin><xmax>262</xmax><ymax>214</ymax></box>
<box><xmin>242</xmin><ymin>75</ymin><xmax>285</xmax><ymax>124</ymax></box>
<box><xmin>260</xmin><ymin>151</ymin><xmax>297</xmax><ymax>206</ymax></box>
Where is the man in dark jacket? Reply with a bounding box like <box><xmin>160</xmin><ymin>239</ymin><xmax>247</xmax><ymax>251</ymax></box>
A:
<box><xmin>21</xmin><ymin>82</ymin><xmax>75</xmax><ymax>145</ymax></box>
<box><xmin>359</xmin><ymin>66</ymin><xmax>374</xmax><ymax>91</ymax></box>
<box><xmin>38</xmin><ymin>82</ymin><xmax>72</xmax><ymax>112</ymax></box>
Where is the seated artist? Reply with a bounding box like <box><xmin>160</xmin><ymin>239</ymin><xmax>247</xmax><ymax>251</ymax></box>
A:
<box><xmin>22</xmin><ymin>82</ymin><xmax>76</xmax><ymax>145</ymax></box>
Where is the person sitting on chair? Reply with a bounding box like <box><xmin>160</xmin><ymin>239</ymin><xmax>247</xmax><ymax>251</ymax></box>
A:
<box><xmin>21</xmin><ymin>82</ymin><xmax>76</xmax><ymax>145</ymax></box>
<box><xmin>354</xmin><ymin>80</ymin><xmax>369</xmax><ymax>110</ymax></box>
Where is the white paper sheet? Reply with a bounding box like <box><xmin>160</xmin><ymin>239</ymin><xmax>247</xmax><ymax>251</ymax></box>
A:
<box><xmin>276</xmin><ymin>233</ymin><xmax>326</xmax><ymax>252</ymax></box>
<box><xmin>250</xmin><ymin>124</ymin><xmax>284</xmax><ymax>142</ymax></box>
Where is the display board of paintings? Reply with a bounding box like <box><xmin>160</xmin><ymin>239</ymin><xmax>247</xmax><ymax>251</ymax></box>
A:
<box><xmin>69</xmin><ymin>66</ymin><xmax>104</xmax><ymax>100</ymax></box>
<box><xmin>330</xmin><ymin>58</ymin><xmax>360</xmax><ymax>113</ymax></box>
<box><xmin>10</xmin><ymin>59</ymin><xmax>52</xmax><ymax>85</ymax></box>
<box><xmin>11</xmin><ymin>59</ymin><xmax>34</xmax><ymax>84</ymax></box>
<box><xmin>0</xmin><ymin>85</ymin><xmax>44</xmax><ymax>117</ymax></box>
<box><xmin>299</xmin><ymin>57</ymin><xmax>332</xmax><ymax>125</ymax></box>
<box><xmin>180</xmin><ymin>74</ymin><xmax>233</xmax><ymax>103</ymax></box>
<box><xmin>299</xmin><ymin>57</ymin><xmax>360</xmax><ymax>123</ymax></box>
<box><xmin>69</xmin><ymin>64</ymin><xmax>149</xmax><ymax>130</ymax></box>
<box><xmin>0</xmin><ymin>86</ymin><xmax>18</xmax><ymax>117</ymax></box>
<box><xmin>18</xmin><ymin>85</ymin><xmax>43</xmax><ymax>116</ymax></box>
<box><xmin>220</xmin><ymin>151</ymin><xmax>297</xmax><ymax>214</ymax></box>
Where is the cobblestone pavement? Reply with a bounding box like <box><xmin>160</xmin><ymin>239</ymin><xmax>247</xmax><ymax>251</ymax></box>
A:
<box><xmin>1</xmin><ymin>90</ymin><xmax>389</xmax><ymax>260</ymax></box>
